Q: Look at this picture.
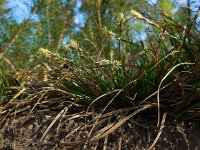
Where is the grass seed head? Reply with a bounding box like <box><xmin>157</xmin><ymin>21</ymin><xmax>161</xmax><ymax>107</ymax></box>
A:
<box><xmin>131</xmin><ymin>9</ymin><xmax>159</xmax><ymax>27</ymax></box>
<box><xmin>102</xmin><ymin>27</ymin><xmax>115</xmax><ymax>39</ymax></box>
<box><xmin>70</xmin><ymin>39</ymin><xmax>79</xmax><ymax>50</ymax></box>
<box><xmin>38</xmin><ymin>48</ymin><xmax>52</xmax><ymax>58</ymax></box>
<box><xmin>131</xmin><ymin>10</ymin><xmax>144</xmax><ymax>20</ymax></box>
<box><xmin>118</xmin><ymin>12</ymin><xmax>125</xmax><ymax>24</ymax></box>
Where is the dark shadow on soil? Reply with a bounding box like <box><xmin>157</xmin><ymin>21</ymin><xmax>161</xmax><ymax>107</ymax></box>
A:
<box><xmin>0</xmin><ymin>107</ymin><xmax>200</xmax><ymax>150</ymax></box>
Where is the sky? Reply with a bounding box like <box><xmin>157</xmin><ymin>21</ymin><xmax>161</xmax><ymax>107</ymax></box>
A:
<box><xmin>6</xmin><ymin>0</ymin><xmax>200</xmax><ymax>22</ymax></box>
<box><xmin>6</xmin><ymin>0</ymin><xmax>35</xmax><ymax>23</ymax></box>
<box><xmin>6</xmin><ymin>0</ymin><xmax>86</xmax><ymax>27</ymax></box>
<box><xmin>5</xmin><ymin>0</ymin><xmax>200</xmax><ymax>32</ymax></box>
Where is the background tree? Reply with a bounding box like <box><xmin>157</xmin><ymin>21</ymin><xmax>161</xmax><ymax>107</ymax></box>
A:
<box><xmin>0</xmin><ymin>0</ymin><xmax>199</xmax><ymax>68</ymax></box>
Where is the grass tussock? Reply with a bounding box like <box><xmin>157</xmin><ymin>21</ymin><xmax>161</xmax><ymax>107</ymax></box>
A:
<box><xmin>0</xmin><ymin>4</ymin><xmax>200</xmax><ymax>149</ymax></box>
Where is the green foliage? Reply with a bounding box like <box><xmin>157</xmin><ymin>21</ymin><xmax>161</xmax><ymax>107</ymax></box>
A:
<box><xmin>0</xmin><ymin>0</ymin><xmax>200</xmax><ymax>122</ymax></box>
<box><xmin>158</xmin><ymin>0</ymin><xmax>175</xmax><ymax>13</ymax></box>
<box><xmin>0</xmin><ymin>62</ymin><xmax>20</xmax><ymax>105</ymax></box>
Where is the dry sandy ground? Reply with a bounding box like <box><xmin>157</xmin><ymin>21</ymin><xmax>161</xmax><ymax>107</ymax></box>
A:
<box><xmin>0</xmin><ymin>107</ymin><xmax>200</xmax><ymax>150</ymax></box>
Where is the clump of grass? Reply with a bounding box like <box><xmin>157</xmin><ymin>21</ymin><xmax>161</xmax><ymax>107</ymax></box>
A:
<box><xmin>35</xmin><ymin>7</ymin><xmax>200</xmax><ymax>123</ymax></box>
<box><xmin>0</xmin><ymin>59</ymin><xmax>21</xmax><ymax>105</ymax></box>
<box><xmin>0</xmin><ymin>4</ymin><xmax>199</xmax><ymax>149</ymax></box>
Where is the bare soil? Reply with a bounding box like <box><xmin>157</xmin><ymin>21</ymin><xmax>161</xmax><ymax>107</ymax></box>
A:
<box><xmin>0</xmin><ymin>104</ymin><xmax>200</xmax><ymax>150</ymax></box>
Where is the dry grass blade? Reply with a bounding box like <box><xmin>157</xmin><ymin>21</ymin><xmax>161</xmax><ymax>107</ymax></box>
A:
<box><xmin>148</xmin><ymin>113</ymin><xmax>167</xmax><ymax>150</ymax></box>
<box><xmin>139</xmin><ymin>82</ymin><xmax>172</xmax><ymax>106</ymax></box>
<box><xmin>63</xmin><ymin>125</ymin><xmax>82</xmax><ymax>140</ymax></box>
<box><xmin>55</xmin><ymin>125</ymin><xmax>83</xmax><ymax>149</ymax></box>
<box><xmin>176</xmin><ymin>123</ymin><xmax>189</xmax><ymax>149</ymax></box>
<box><xmin>93</xmin><ymin>141</ymin><xmax>99</xmax><ymax>150</ymax></box>
<box><xmin>9</xmin><ymin>105</ymin><xmax>31</xmax><ymax>116</ymax></box>
<box><xmin>118</xmin><ymin>136</ymin><xmax>122</xmax><ymax>150</ymax></box>
<box><xmin>40</xmin><ymin>104</ymin><xmax>72</xmax><ymax>141</ymax></box>
<box><xmin>157</xmin><ymin>63</ymin><xmax>194</xmax><ymax>127</ymax></box>
<box><xmin>91</xmin><ymin>123</ymin><xmax>114</xmax><ymax>140</ymax></box>
<box><xmin>87</xmin><ymin>89</ymin><xmax>123</xmax><ymax>138</ymax></box>
<box><xmin>103</xmin><ymin>134</ymin><xmax>108</xmax><ymax>150</ymax></box>
<box><xmin>20</xmin><ymin>89</ymin><xmax>49</xmax><ymax>125</ymax></box>
<box><xmin>4</xmin><ymin>88</ymin><xmax>26</xmax><ymax>106</ymax></box>
<box><xmin>0</xmin><ymin>88</ymin><xmax>29</xmax><ymax>124</ymax></box>
<box><xmin>100</xmin><ymin>107</ymin><xmax>135</xmax><ymax>120</ymax></box>
<box><xmin>86</xmin><ymin>89</ymin><xmax>122</xmax><ymax>112</ymax></box>
<box><xmin>0</xmin><ymin>88</ymin><xmax>29</xmax><ymax>117</ymax></box>
<box><xmin>90</xmin><ymin>104</ymin><xmax>152</xmax><ymax>142</ymax></box>
<box><xmin>118</xmin><ymin>126</ymin><xmax>123</xmax><ymax>150</ymax></box>
<box><xmin>58</xmin><ymin>140</ymin><xmax>85</xmax><ymax>148</ymax></box>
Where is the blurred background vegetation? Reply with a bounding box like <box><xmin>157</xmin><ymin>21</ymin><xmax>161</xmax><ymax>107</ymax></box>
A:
<box><xmin>0</xmin><ymin>0</ymin><xmax>199</xmax><ymax>68</ymax></box>
<box><xmin>0</xmin><ymin>0</ymin><xmax>200</xmax><ymax>117</ymax></box>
